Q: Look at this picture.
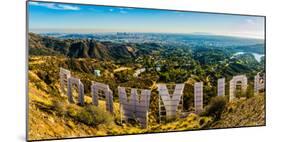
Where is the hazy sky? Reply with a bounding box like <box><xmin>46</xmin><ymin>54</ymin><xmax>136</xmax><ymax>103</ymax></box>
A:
<box><xmin>28</xmin><ymin>1</ymin><xmax>265</xmax><ymax>39</ymax></box>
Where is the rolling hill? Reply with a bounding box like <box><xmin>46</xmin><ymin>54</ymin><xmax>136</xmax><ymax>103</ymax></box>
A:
<box><xmin>28</xmin><ymin>33</ymin><xmax>137</xmax><ymax>60</ymax></box>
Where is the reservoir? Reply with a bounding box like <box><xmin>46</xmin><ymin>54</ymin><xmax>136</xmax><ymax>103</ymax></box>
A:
<box><xmin>233</xmin><ymin>52</ymin><xmax>264</xmax><ymax>62</ymax></box>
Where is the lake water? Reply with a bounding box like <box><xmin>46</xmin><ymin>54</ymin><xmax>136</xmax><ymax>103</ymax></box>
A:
<box><xmin>234</xmin><ymin>52</ymin><xmax>264</xmax><ymax>62</ymax></box>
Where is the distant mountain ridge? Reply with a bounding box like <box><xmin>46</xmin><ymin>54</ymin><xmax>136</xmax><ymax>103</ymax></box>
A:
<box><xmin>29</xmin><ymin>32</ymin><xmax>264</xmax><ymax>62</ymax></box>
<box><xmin>28</xmin><ymin>33</ymin><xmax>137</xmax><ymax>60</ymax></box>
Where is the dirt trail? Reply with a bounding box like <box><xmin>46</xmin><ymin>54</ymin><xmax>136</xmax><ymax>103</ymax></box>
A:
<box><xmin>113</xmin><ymin>67</ymin><xmax>132</xmax><ymax>72</ymax></box>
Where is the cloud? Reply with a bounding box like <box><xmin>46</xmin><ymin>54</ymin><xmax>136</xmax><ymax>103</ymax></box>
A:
<box><xmin>118</xmin><ymin>7</ymin><xmax>131</xmax><ymax>14</ymax></box>
<box><xmin>57</xmin><ymin>4</ymin><xmax>80</xmax><ymax>10</ymax></box>
<box><xmin>120</xmin><ymin>10</ymin><xmax>128</xmax><ymax>14</ymax></box>
<box><xmin>29</xmin><ymin>2</ymin><xmax>80</xmax><ymax>11</ymax></box>
<box><xmin>246</xmin><ymin>19</ymin><xmax>255</xmax><ymax>24</ymax></box>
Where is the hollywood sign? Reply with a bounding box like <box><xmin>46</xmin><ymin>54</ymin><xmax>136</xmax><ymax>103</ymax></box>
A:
<box><xmin>59</xmin><ymin>68</ymin><xmax>265</xmax><ymax>128</ymax></box>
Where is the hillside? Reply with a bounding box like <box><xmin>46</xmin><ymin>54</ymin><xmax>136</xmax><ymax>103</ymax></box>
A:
<box><xmin>28</xmin><ymin>68</ymin><xmax>211</xmax><ymax>140</ymax></box>
<box><xmin>211</xmin><ymin>94</ymin><xmax>265</xmax><ymax>128</ymax></box>
<box><xmin>28</xmin><ymin>33</ymin><xmax>137</xmax><ymax>61</ymax></box>
<box><xmin>28</xmin><ymin>55</ymin><xmax>265</xmax><ymax>140</ymax></box>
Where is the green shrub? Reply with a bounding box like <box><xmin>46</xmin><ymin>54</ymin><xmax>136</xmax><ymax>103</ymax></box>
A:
<box><xmin>201</xmin><ymin>96</ymin><xmax>227</xmax><ymax>121</ymax></box>
<box><xmin>246</xmin><ymin>83</ymin><xmax>254</xmax><ymax>98</ymax></box>
<box><xmin>51</xmin><ymin>99</ymin><xmax>67</xmax><ymax>116</ymax></box>
<box><xmin>66</xmin><ymin>104</ymin><xmax>79</xmax><ymax>118</ymax></box>
<box><xmin>74</xmin><ymin>105</ymin><xmax>113</xmax><ymax>127</ymax></box>
<box><xmin>198</xmin><ymin>117</ymin><xmax>213</xmax><ymax>128</ymax></box>
<box><xmin>114</xmin><ymin>71</ymin><xmax>131</xmax><ymax>83</ymax></box>
<box><xmin>36</xmin><ymin>70</ymin><xmax>52</xmax><ymax>85</ymax></box>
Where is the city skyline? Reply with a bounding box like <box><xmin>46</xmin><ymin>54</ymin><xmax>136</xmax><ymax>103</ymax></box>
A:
<box><xmin>28</xmin><ymin>1</ymin><xmax>265</xmax><ymax>39</ymax></box>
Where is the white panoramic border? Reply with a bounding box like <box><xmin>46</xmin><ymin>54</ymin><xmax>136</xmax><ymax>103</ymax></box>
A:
<box><xmin>26</xmin><ymin>0</ymin><xmax>266</xmax><ymax>141</ymax></box>
<box><xmin>2</xmin><ymin>0</ymin><xmax>281</xmax><ymax>142</ymax></box>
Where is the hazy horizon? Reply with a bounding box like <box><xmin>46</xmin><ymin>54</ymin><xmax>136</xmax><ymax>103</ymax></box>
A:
<box><xmin>29</xmin><ymin>29</ymin><xmax>264</xmax><ymax>40</ymax></box>
<box><xmin>28</xmin><ymin>1</ymin><xmax>265</xmax><ymax>39</ymax></box>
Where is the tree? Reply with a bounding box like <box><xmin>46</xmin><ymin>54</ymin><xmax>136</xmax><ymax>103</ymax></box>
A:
<box><xmin>201</xmin><ymin>96</ymin><xmax>227</xmax><ymax>121</ymax></box>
